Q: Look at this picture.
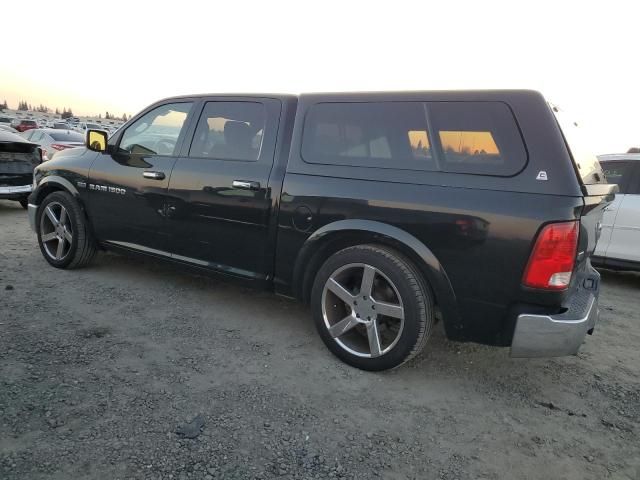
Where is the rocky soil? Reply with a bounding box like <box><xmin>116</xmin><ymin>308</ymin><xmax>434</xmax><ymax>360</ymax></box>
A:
<box><xmin>1</xmin><ymin>200</ymin><xmax>638</xmax><ymax>480</ymax></box>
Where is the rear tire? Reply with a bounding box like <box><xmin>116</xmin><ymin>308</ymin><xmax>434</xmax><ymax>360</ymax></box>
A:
<box><xmin>36</xmin><ymin>191</ymin><xmax>97</xmax><ymax>269</ymax></box>
<box><xmin>311</xmin><ymin>244</ymin><xmax>434</xmax><ymax>371</ymax></box>
<box><xmin>19</xmin><ymin>198</ymin><xmax>28</xmax><ymax>210</ymax></box>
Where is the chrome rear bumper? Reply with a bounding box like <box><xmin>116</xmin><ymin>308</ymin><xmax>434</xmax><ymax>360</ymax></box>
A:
<box><xmin>0</xmin><ymin>184</ymin><xmax>32</xmax><ymax>194</ymax></box>
<box><xmin>510</xmin><ymin>270</ymin><xmax>600</xmax><ymax>357</ymax></box>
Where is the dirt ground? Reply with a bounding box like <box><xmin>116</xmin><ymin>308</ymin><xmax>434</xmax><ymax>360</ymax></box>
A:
<box><xmin>1</xmin><ymin>199</ymin><xmax>639</xmax><ymax>480</ymax></box>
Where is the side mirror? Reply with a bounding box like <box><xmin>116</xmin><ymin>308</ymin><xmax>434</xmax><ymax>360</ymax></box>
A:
<box><xmin>86</xmin><ymin>129</ymin><xmax>108</xmax><ymax>152</ymax></box>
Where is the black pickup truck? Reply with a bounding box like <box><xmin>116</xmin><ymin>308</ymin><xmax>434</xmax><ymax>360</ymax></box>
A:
<box><xmin>27</xmin><ymin>91</ymin><xmax>616</xmax><ymax>370</ymax></box>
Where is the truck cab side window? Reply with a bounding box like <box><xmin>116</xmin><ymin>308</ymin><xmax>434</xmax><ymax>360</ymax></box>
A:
<box><xmin>188</xmin><ymin>102</ymin><xmax>266</xmax><ymax>161</ymax></box>
<box><xmin>119</xmin><ymin>102</ymin><xmax>193</xmax><ymax>156</ymax></box>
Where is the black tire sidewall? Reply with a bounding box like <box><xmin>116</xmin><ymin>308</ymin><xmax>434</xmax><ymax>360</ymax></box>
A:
<box><xmin>311</xmin><ymin>246</ymin><xmax>430</xmax><ymax>371</ymax></box>
<box><xmin>36</xmin><ymin>192</ymin><xmax>82</xmax><ymax>269</ymax></box>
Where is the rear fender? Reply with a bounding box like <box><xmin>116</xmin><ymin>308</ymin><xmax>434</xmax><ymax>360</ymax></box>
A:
<box><xmin>294</xmin><ymin>219</ymin><xmax>461</xmax><ymax>337</ymax></box>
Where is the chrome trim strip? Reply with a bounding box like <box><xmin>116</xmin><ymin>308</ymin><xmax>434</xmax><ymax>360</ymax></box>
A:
<box><xmin>0</xmin><ymin>184</ymin><xmax>32</xmax><ymax>194</ymax></box>
<box><xmin>107</xmin><ymin>241</ymin><xmax>171</xmax><ymax>258</ymax></box>
<box><xmin>106</xmin><ymin>241</ymin><xmax>263</xmax><ymax>279</ymax></box>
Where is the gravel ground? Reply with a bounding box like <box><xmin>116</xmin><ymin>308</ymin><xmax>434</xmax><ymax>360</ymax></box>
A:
<box><xmin>1</xmin><ymin>199</ymin><xmax>639</xmax><ymax>480</ymax></box>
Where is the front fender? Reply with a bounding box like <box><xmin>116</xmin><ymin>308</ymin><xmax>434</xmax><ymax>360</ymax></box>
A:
<box><xmin>28</xmin><ymin>175</ymin><xmax>94</xmax><ymax>236</ymax></box>
<box><xmin>29</xmin><ymin>175</ymin><xmax>82</xmax><ymax>207</ymax></box>
<box><xmin>294</xmin><ymin>219</ymin><xmax>461</xmax><ymax>335</ymax></box>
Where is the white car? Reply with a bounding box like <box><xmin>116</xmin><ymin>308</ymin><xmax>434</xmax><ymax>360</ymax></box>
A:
<box><xmin>593</xmin><ymin>154</ymin><xmax>640</xmax><ymax>270</ymax></box>
<box><xmin>76</xmin><ymin>122</ymin><xmax>103</xmax><ymax>134</ymax></box>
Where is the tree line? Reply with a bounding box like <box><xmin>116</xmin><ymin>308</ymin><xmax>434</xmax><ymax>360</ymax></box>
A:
<box><xmin>1</xmin><ymin>99</ymin><xmax>128</xmax><ymax>121</ymax></box>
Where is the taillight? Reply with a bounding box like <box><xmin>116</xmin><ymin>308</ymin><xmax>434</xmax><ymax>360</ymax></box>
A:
<box><xmin>50</xmin><ymin>143</ymin><xmax>70</xmax><ymax>151</ymax></box>
<box><xmin>522</xmin><ymin>221</ymin><xmax>579</xmax><ymax>290</ymax></box>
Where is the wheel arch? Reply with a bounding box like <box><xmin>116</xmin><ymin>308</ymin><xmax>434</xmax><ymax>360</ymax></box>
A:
<box><xmin>32</xmin><ymin>176</ymin><xmax>80</xmax><ymax>205</ymax></box>
<box><xmin>32</xmin><ymin>176</ymin><xmax>97</xmax><ymax>241</ymax></box>
<box><xmin>293</xmin><ymin>219</ymin><xmax>461</xmax><ymax>335</ymax></box>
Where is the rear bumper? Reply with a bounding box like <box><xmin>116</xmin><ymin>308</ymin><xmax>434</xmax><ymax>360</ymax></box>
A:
<box><xmin>0</xmin><ymin>184</ymin><xmax>32</xmax><ymax>198</ymax></box>
<box><xmin>510</xmin><ymin>269</ymin><xmax>600</xmax><ymax>357</ymax></box>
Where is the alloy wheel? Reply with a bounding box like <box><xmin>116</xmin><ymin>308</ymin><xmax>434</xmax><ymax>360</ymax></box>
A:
<box><xmin>40</xmin><ymin>202</ymin><xmax>73</xmax><ymax>261</ymax></box>
<box><xmin>321</xmin><ymin>263</ymin><xmax>405</xmax><ymax>358</ymax></box>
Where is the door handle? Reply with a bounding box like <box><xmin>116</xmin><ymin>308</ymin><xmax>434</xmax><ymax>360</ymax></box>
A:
<box><xmin>232</xmin><ymin>180</ymin><xmax>260</xmax><ymax>190</ymax></box>
<box><xmin>143</xmin><ymin>171</ymin><xmax>165</xmax><ymax>180</ymax></box>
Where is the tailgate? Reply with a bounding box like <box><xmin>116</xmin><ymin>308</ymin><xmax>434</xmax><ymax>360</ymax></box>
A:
<box><xmin>578</xmin><ymin>183</ymin><xmax>617</xmax><ymax>270</ymax></box>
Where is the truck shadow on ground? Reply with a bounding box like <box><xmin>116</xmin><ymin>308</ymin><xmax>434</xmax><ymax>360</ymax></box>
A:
<box><xmin>0</xmin><ymin>201</ymin><xmax>26</xmax><ymax>212</ymax></box>
<box><xmin>598</xmin><ymin>267</ymin><xmax>640</xmax><ymax>288</ymax></box>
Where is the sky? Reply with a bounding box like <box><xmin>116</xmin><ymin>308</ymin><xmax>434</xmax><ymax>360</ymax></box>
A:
<box><xmin>1</xmin><ymin>0</ymin><xmax>638</xmax><ymax>153</ymax></box>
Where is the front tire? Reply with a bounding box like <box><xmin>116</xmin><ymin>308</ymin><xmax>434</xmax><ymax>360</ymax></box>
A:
<box><xmin>36</xmin><ymin>191</ymin><xmax>97</xmax><ymax>269</ymax></box>
<box><xmin>311</xmin><ymin>245</ymin><xmax>434</xmax><ymax>371</ymax></box>
<box><xmin>19</xmin><ymin>197</ymin><xmax>28</xmax><ymax>210</ymax></box>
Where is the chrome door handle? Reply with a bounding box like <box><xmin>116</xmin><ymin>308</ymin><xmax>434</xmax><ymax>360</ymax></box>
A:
<box><xmin>143</xmin><ymin>171</ymin><xmax>165</xmax><ymax>180</ymax></box>
<box><xmin>232</xmin><ymin>180</ymin><xmax>260</xmax><ymax>190</ymax></box>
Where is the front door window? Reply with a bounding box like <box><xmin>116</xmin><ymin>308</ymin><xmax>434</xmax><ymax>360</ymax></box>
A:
<box><xmin>119</xmin><ymin>103</ymin><xmax>193</xmax><ymax>156</ymax></box>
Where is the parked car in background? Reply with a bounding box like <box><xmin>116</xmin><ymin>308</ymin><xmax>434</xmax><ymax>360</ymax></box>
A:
<box><xmin>22</xmin><ymin>128</ymin><xmax>85</xmax><ymax>160</ymax></box>
<box><xmin>27</xmin><ymin>90</ymin><xmax>615</xmax><ymax>370</ymax></box>
<box><xmin>51</xmin><ymin>122</ymin><xmax>69</xmax><ymax>130</ymax></box>
<box><xmin>11</xmin><ymin>119</ymin><xmax>38</xmax><ymax>132</ymax></box>
<box><xmin>593</xmin><ymin>154</ymin><xmax>640</xmax><ymax>270</ymax></box>
<box><xmin>103</xmin><ymin>126</ymin><xmax>119</xmax><ymax>136</ymax></box>
<box><xmin>0</xmin><ymin>130</ymin><xmax>42</xmax><ymax>209</ymax></box>
<box><xmin>0</xmin><ymin>124</ymin><xmax>20</xmax><ymax>134</ymax></box>
<box><xmin>0</xmin><ymin>115</ymin><xmax>16</xmax><ymax>125</ymax></box>
<box><xmin>76</xmin><ymin>122</ymin><xmax>103</xmax><ymax>134</ymax></box>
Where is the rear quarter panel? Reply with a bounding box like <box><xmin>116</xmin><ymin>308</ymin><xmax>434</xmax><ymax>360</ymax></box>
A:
<box><xmin>276</xmin><ymin>175</ymin><xmax>583</xmax><ymax>343</ymax></box>
<box><xmin>276</xmin><ymin>90</ymin><xmax>586</xmax><ymax>345</ymax></box>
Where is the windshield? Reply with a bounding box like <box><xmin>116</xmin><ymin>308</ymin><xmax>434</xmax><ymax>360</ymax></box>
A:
<box><xmin>552</xmin><ymin>106</ymin><xmax>605</xmax><ymax>185</ymax></box>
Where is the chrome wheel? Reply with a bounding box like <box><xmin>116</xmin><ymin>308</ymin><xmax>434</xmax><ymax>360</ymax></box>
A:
<box><xmin>321</xmin><ymin>263</ymin><xmax>405</xmax><ymax>358</ymax></box>
<box><xmin>39</xmin><ymin>202</ymin><xmax>73</xmax><ymax>261</ymax></box>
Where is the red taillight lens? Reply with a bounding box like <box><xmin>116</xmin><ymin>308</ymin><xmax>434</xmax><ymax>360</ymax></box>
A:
<box><xmin>522</xmin><ymin>221</ymin><xmax>579</xmax><ymax>290</ymax></box>
<box><xmin>50</xmin><ymin>144</ymin><xmax>70</xmax><ymax>151</ymax></box>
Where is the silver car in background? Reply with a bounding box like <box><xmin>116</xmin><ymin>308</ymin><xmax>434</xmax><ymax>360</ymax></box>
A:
<box><xmin>21</xmin><ymin>128</ymin><xmax>85</xmax><ymax>160</ymax></box>
<box><xmin>594</xmin><ymin>153</ymin><xmax>640</xmax><ymax>270</ymax></box>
